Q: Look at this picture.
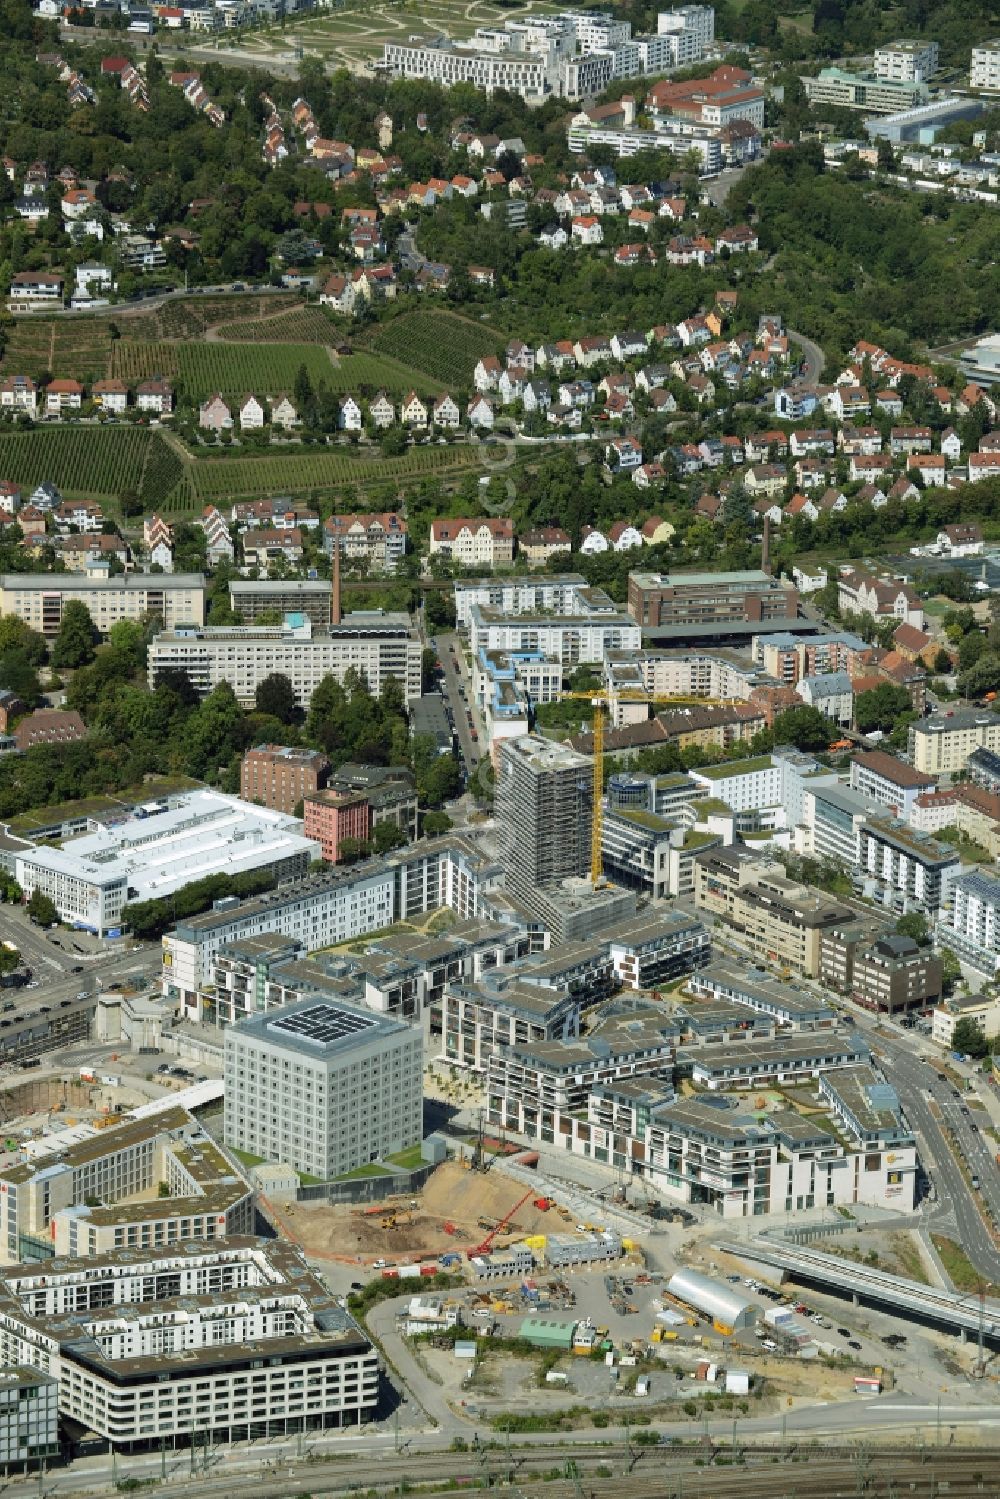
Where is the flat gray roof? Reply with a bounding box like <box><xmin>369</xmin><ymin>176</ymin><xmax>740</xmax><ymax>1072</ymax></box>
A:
<box><xmin>0</xmin><ymin>573</ymin><xmax>204</xmax><ymax>590</ymax></box>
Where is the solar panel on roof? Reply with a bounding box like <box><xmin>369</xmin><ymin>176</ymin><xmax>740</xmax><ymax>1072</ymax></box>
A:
<box><xmin>268</xmin><ymin>1002</ymin><xmax>377</xmax><ymax>1045</ymax></box>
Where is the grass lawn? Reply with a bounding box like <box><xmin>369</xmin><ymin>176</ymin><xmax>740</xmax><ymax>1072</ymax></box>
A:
<box><xmin>387</xmin><ymin>1143</ymin><xmax>426</xmax><ymax>1169</ymax></box>
<box><xmin>335</xmin><ymin>1162</ymin><xmax>392</xmax><ymax>1181</ymax></box>
<box><xmin>230</xmin><ymin>1147</ymin><xmax>267</xmax><ymax>1168</ymax></box>
<box><xmin>931</xmin><ymin>1234</ymin><xmax>1000</xmax><ymax>1296</ymax></box>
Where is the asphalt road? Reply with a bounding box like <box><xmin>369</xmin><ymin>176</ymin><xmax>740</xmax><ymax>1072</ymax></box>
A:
<box><xmin>787</xmin><ymin>328</ymin><xmax>827</xmax><ymax>385</ymax></box>
<box><xmin>876</xmin><ymin>1037</ymin><xmax>1000</xmax><ymax>1284</ymax></box>
<box><xmin>433</xmin><ymin>631</ymin><xmax>481</xmax><ymax>773</ymax></box>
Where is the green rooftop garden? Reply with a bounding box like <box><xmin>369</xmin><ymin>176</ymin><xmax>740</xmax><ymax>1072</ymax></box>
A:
<box><xmin>696</xmin><ymin>757</ymin><xmax>773</xmax><ymax>780</ymax></box>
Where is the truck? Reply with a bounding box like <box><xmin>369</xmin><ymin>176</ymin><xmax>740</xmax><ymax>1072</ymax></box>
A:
<box><xmin>971</xmin><ymin>1173</ymin><xmax>981</xmax><ymax>1190</ymax></box>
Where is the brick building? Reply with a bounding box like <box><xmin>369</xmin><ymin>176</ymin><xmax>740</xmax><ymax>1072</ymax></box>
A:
<box><xmin>240</xmin><ymin>744</ymin><xmax>331</xmax><ymax>815</ymax></box>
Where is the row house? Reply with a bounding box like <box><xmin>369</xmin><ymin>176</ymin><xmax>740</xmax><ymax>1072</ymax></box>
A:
<box><xmin>468</xmin><ymin>394</ymin><xmax>495</xmax><ymax>430</ymax></box>
<box><xmin>518</xmin><ymin>527</ymin><xmax>571</xmax><ymax>568</ymax></box>
<box><xmin>789</xmin><ymin>428</ymin><xmax>835</xmax><ymax>458</ymax></box>
<box><xmin>242</xmin><ymin>528</ymin><xmax>304</xmax><ymax>568</ymax></box>
<box><xmin>0</xmin><ymin>375</ymin><xmax>38</xmax><ymax>418</ymax></box>
<box><xmin>838</xmin><ymin>568</ymin><xmax>924</xmax><ymax>629</ymax></box>
<box><xmin>53</xmin><ymin>500</ymin><xmax>103</xmax><ymax>533</ymax></box>
<box><xmin>839</xmin><ymin>424</ymin><xmax>882</xmax><ymax>456</ymax></box>
<box><xmin>429</xmin><ymin>517</ymin><xmax>514</xmax><ymax>569</ymax></box>
<box><xmin>889</xmin><ymin>426</ymin><xmax>933</xmax><ymax>457</ymax></box>
<box><xmin>92</xmin><ymin>378</ymin><xmax>129</xmax><ymax>414</ymax></box>
<box><xmin>324</xmin><ymin>512</ymin><xmax>408</xmax><ymax>573</ymax></box>
<box><xmin>198</xmin><ymin>505</ymin><xmax>235</xmax><ymax>565</ymax></box>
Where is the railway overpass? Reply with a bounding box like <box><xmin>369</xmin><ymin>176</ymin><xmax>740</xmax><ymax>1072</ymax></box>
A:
<box><xmin>716</xmin><ymin>1235</ymin><xmax>1000</xmax><ymax>1348</ymax></box>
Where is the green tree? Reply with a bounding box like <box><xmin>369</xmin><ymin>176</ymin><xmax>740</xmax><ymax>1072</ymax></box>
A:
<box><xmin>854</xmin><ymin>684</ymin><xmax>912</xmax><ymax>735</ymax></box>
<box><xmin>337</xmin><ymin>836</ymin><xmax>372</xmax><ymax>865</ymax></box>
<box><xmin>0</xmin><ymin>615</ymin><xmax>47</xmax><ymax>667</ymax></box>
<box><xmin>51</xmin><ymin>600</ymin><xmax>98</xmax><ymax>669</ymax></box>
<box><xmin>0</xmin><ymin>946</ymin><xmax>20</xmax><ymax>976</ymax></box>
<box><xmin>254</xmin><ymin>673</ymin><xmax>300</xmax><ymax>724</ymax></box>
<box><xmin>952</xmin><ymin>1017</ymin><xmax>988</xmax><ymax>1059</ymax></box>
<box><xmin>939</xmin><ymin>946</ymin><xmax>961</xmax><ymax>996</ymax></box>
<box><xmin>895</xmin><ymin>911</ymin><xmax>929</xmax><ymax>946</ymax></box>
<box><xmin>772</xmin><ymin>704</ymin><xmax>835</xmax><ymax>752</ymax></box>
<box><xmin>422</xmin><ymin>810</ymin><xmax>453</xmax><ymax>836</ymax></box>
<box><xmin>26</xmin><ymin>889</ymin><xmax>58</xmax><ymax>926</ymax></box>
<box><xmin>180</xmin><ymin>683</ymin><xmax>247</xmax><ymax>780</ymax></box>
<box><xmin>371</xmin><ymin>821</ymin><xmax>408</xmax><ymax>854</ymax></box>
<box><xmin>933</xmin><ymin>647</ymin><xmax>952</xmax><ymax>674</ymax></box>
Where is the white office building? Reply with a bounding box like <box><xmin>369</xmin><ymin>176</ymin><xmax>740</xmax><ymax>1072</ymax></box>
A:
<box><xmin>0</xmin><ymin>1107</ymin><xmax>253</xmax><ymax>1263</ymax></box>
<box><xmin>469</xmin><ymin>603</ymin><xmax>639</xmax><ymax>667</ymax></box>
<box><xmin>971</xmin><ymin>40</ymin><xmax>1000</xmax><ymax>90</ymax></box>
<box><xmin>225</xmin><ymin>997</ymin><xmax>422</xmax><ymax>1180</ymax></box>
<box><xmin>162</xmin><ymin>837</ymin><xmax>501</xmax><ymax>1008</ymax></box>
<box><xmin>874</xmin><ymin>39</ymin><xmax>939</xmax><ymax>83</ymax></box>
<box><xmin>656</xmin><ymin>4</ymin><xmax>714</xmax><ymax>61</ymax></box>
<box><xmin>937</xmin><ymin>870</ymin><xmax>1000</xmax><ymax>979</ymax></box>
<box><xmin>0</xmin><ymin>1242</ymin><xmax>379</xmax><ymax>1447</ymax></box>
<box><xmin>147</xmin><ymin>615</ymin><xmax>422</xmax><ymax>708</ymax></box>
<box><xmin>0</xmin><ymin>573</ymin><xmax>205</xmax><ymax>636</ymax></box>
<box><xmin>0</xmin><ymin>1370</ymin><xmax>58</xmax><ymax>1469</ymax></box>
<box><xmin>15</xmin><ymin>791</ymin><xmax>318</xmax><ymax>937</ymax></box>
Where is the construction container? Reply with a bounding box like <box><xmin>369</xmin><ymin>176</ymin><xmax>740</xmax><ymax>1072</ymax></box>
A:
<box><xmin>519</xmin><ymin>1317</ymin><xmax>577</xmax><ymax>1350</ymax></box>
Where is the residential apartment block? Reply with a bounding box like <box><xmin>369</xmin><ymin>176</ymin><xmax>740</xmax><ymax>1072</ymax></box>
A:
<box><xmin>0</xmin><ymin>1371</ymin><xmax>58</xmax><ymax>1469</ymax></box>
<box><xmin>693</xmin><ymin>847</ymin><xmax>853</xmax><ymax>976</ymax></box>
<box><xmin>970</xmin><ymin>39</ymin><xmax>1000</xmax><ymax>90</ymax></box>
<box><xmin>495</xmin><ymin>736</ymin><xmax>593</xmax><ymax>906</ymax></box>
<box><xmin>0</xmin><ymin>573</ymin><xmax>205</xmax><ymax>635</ymax></box>
<box><xmin>937</xmin><ymin>870</ymin><xmax>1000</xmax><ymax>979</ymax></box>
<box><xmin>908</xmin><ymin>708</ymin><xmax>1000</xmax><ymax>776</ymax></box>
<box><xmin>857</xmin><ymin>817</ymin><xmax>960</xmax><ymax>916</ymax></box>
<box><xmin>0</xmin><ymin>1107</ymin><xmax>253</xmax><ymax>1263</ymax></box>
<box><xmin>849</xmin><ymin>750</ymin><xmax>935</xmax><ymax>820</ymax></box>
<box><xmin>874</xmin><ymin>39</ymin><xmax>938</xmax><ymax>82</ymax></box>
<box><xmin>428</xmin><ymin>516</ymin><xmax>515</xmax><ymax>569</ymax></box>
<box><xmin>0</xmin><ymin>1241</ymin><xmax>379</xmax><ymax>1446</ymax></box>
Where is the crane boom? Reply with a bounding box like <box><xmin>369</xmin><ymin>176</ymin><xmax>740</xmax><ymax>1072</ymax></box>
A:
<box><xmin>466</xmin><ymin>1188</ymin><xmax>536</xmax><ymax>1259</ymax></box>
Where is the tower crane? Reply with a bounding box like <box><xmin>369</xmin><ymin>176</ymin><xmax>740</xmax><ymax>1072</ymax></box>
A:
<box><xmin>556</xmin><ymin>688</ymin><xmax>730</xmax><ymax>886</ymax></box>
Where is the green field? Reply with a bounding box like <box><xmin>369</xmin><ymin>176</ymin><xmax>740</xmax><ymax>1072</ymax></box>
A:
<box><xmin>362</xmin><ymin>309</ymin><xmax>505</xmax><ymax>389</ymax></box>
<box><xmin>215</xmin><ymin>305</ymin><xmax>339</xmax><ymax>345</ymax></box>
<box><xmin>189</xmin><ymin>441</ymin><xmax>480</xmax><ymax>503</ymax></box>
<box><xmin>105</xmin><ymin>342</ymin><xmax>441</xmax><ymax>400</ymax></box>
<box><xmin>0</xmin><ymin>296</ymin><xmax>306</xmax><ymax>384</ymax></box>
<box><xmin>110</xmin><ymin>341</ymin><xmax>335</xmax><ymax>398</ymax></box>
<box><xmin>0</xmin><ymin>426</ymin><xmax>173</xmax><ymax>503</ymax></box>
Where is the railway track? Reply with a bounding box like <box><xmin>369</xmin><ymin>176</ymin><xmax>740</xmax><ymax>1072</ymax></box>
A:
<box><xmin>40</xmin><ymin>1445</ymin><xmax>999</xmax><ymax>1499</ymax></box>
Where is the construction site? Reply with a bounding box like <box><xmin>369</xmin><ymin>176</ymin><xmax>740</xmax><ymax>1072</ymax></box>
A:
<box><xmin>273</xmin><ymin>1160</ymin><xmax>601</xmax><ymax>1263</ymax></box>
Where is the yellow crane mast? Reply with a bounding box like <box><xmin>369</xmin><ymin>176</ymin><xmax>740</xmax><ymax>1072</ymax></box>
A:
<box><xmin>557</xmin><ymin>689</ymin><xmax>730</xmax><ymax>887</ymax></box>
